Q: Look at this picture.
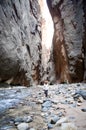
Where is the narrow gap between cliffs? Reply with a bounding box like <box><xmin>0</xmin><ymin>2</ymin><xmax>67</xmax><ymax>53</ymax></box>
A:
<box><xmin>38</xmin><ymin>0</ymin><xmax>54</xmax><ymax>83</ymax></box>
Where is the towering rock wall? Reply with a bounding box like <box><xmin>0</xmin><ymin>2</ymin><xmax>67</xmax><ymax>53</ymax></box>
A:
<box><xmin>83</xmin><ymin>0</ymin><xmax>86</xmax><ymax>82</ymax></box>
<box><xmin>0</xmin><ymin>0</ymin><xmax>41</xmax><ymax>86</ymax></box>
<box><xmin>47</xmin><ymin>0</ymin><xmax>86</xmax><ymax>83</ymax></box>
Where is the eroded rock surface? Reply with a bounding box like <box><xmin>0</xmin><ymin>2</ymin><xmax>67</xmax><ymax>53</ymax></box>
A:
<box><xmin>47</xmin><ymin>0</ymin><xmax>86</xmax><ymax>83</ymax></box>
<box><xmin>0</xmin><ymin>0</ymin><xmax>41</xmax><ymax>86</ymax></box>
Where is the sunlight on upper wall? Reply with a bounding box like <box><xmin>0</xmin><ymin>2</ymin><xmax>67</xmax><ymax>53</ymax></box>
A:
<box><xmin>39</xmin><ymin>0</ymin><xmax>54</xmax><ymax>49</ymax></box>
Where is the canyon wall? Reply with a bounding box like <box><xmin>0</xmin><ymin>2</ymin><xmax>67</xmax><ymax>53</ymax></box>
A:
<box><xmin>0</xmin><ymin>0</ymin><xmax>41</xmax><ymax>86</ymax></box>
<box><xmin>0</xmin><ymin>0</ymin><xmax>86</xmax><ymax>86</ymax></box>
<box><xmin>83</xmin><ymin>0</ymin><xmax>86</xmax><ymax>82</ymax></box>
<box><xmin>47</xmin><ymin>0</ymin><xmax>86</xmax><ymax>83</ymax></box>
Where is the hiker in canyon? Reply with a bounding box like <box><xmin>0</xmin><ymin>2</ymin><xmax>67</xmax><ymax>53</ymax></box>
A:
<box><xmin>43</xmin><ymin>80</ymin><xmax>49</xmax><ymax>97</ymax></box>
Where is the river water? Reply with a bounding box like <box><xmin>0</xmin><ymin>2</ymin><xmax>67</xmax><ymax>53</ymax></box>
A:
<box><xmin>0</xmin><ymin>86</ymin><xmax>32</xmax><ymax>115</ymax></box>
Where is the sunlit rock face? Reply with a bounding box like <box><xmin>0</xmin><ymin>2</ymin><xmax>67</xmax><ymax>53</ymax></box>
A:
<box><xmin>0</xmin><ymin>0</ymin><xmax>41</xmax><ymax>86</ymax></box>
<box><xmin>47</xmin><ymin>0</ymin><xmax>86</xmax><ymax>83</ymax></box>
<box><xmin>38</xmin><ymin>0</ymin><xmax>54</xmax><ymax>83</ymax></box>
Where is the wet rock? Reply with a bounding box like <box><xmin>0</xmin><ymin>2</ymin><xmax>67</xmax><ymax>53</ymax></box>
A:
<box><xmin>23</xmin><ymin>116</ymin><xmax>33</xmax><ymax>123</ymax></box>
<box><xmin>14</xmin><ymin>116</ymin><xmax>33</xmax><ymax>125</ymax></box>
<box><xmin>50</xmin><ymin>115</ymin><xmax>60</xmax><ymax>124</ymax></box>
<box><xmin>81</xmin><ymin>108</ymin><xmax>86</xmax><ymax>112</ymax></box>
<box><xmin>42</xmin><ymin>107</ymin><xmax>49</xmax><ymax>112</ymax></box>
<box><xmin>17</xmin><ymin>123</ymin><xmax>29</xmax><ymax>130</ymax></box>
<box><xmin>73</xmin><ymin>94</ymin><xmax>82</xmax><ymax>101</ymax></box>
<box><xmin>42</xmin><ymin>100</ymin><xmax>52</xmax><ymax>108</ymax></box>
<box><xmin>75</xmin><ymin>90</ymin><xmax>86</xmax><ymax>100</ymax></box>
<box><xmin>58</xmin><ymin>112</ymin><xmax>64</xmax><ymax>117</ymax></box>
<box><xmin>48</xmin><ymin>123</ymin><xmax>54</xmax><ymax>129</ymax></box>
<box><xmin>0</xmin><ymin>125</ymin><xmax>14</xmax><ymax>130</ymax></box>
<box><xmin>61</xmin><ymin>123</ymin><xmax>77</xmax><ymax>130</ymax></box>
<box><xmin>14</xmin><ymin>117</ymin><xmax>24</xmax><ymax>125</ymax></box>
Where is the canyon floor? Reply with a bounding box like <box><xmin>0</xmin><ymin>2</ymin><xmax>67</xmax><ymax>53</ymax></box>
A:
<box><xmin>0</xmin><ymin>83</ymin><xmax>86</xmax><ymax>130</ymax></box>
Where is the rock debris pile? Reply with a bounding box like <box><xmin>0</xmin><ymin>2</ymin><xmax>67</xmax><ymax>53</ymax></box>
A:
<box><xmin>0</xmin><ymin>83</ymin><xmax>86</xmax><ymax>130</ymax></box>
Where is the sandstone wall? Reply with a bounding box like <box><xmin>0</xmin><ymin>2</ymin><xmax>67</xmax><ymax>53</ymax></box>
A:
<box><xmin>47</xmin><ymin>0</ymin><xmax>86</xmax><ymax>83</ymax></box>
<box><xmin>0</xmin><ymin>0</ymin><xmax>41</xmax><ymax>86</ymax></box>
<box><xmin>83</xmin><ymin>0</ymin><xmax>86</xmax><ymax>82</ymax></box>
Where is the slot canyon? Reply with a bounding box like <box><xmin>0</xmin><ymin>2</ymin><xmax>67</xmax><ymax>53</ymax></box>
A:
<box><xmin>0</xmin><ymin>0</ymin><xmax>86</xmax><ymax>86</ymax></box>
<box><xmin>0</xmin><ymin>1</ymin><xmax>86</xmax><ymax>130</ymax></box>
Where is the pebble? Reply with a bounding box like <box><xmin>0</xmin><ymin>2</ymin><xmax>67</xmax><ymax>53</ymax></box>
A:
<box><xmin>17</xmin><ymin>123</ymin><xmax>29</xmax><ymax>130</ymax></box>
<box><xmin>36</xmin><ymin>99</ymin><xmax>43</xmax><ymax>104</ymax></box>
<box><xmin>42</xmin><ymin>100</ymin><xmax>52</xmax><ymax>111</ymax></box>
<box><xmin>42</xmin><ymin>100</ymin><xmax>52</xmax><ymax>108</ymax></box>
<box><xmin>23</xmin><ymin>116</ymin><xmax>33</xmax><ymax>123</ymax></box>
<box><xmin>81</xmin><ymin>108</ymin><xmax>86</xmax><ymax>112</ymax></box>
<box><xmin>50</xmin><ymin>115</ymin><xmax>60</xmax><ymax>124</ymax></box>
<box><xmin>48</xmin><ymin>123</ymin><xmax>54</xmax><ymax>129</ymax></box>
<box><xmin>42</xmin><ymin>107</ymin><xmax>49</xmax><ymax>112</ymax></box>
<box><xmin>14</xmin><ymin>117</ymin><xmax>24</xmax><ymax>125</ymax></box>
<box><xmin>77</xmin><ymin>103</ymin><xmax>81</xmax><ymax>106</ymax></box>
<box><xmin>78</xmin><ymin>96</ymin><xmax>84</xmax><ymax>103</ymax></box>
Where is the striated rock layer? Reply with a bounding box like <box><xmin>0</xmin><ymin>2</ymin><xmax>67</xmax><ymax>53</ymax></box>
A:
<box><xmin>0</xmin><ymin>0</ymin><xmax>41</xmax><ymax>86</ymax></box>
<box><xmin>47</xmin><ymin>0</ymin><xmax>86</xmax><ymax>83</ymax></box>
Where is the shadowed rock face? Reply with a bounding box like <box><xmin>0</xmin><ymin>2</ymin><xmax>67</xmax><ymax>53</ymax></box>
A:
<box><xmin>47</xmin><ymin>0</ymin><xmax>86</xmax><ymax>83</ymax></box>
<box><xmin>0</xmin><ymin>0</ymin><xmax>41</xmax><ymax>86</ymax></box>
<box><xmin>83</xmin><ymin>0</ymin><xmax>86</xmax><ymax>82</ymax></box>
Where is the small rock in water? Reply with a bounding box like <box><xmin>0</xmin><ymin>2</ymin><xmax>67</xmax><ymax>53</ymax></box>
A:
<box><xmin>17</xmin><ymin>123</ymin><xmax>29</xmax><ymax>130</ymax></box>
<box><xmin>61</xmin><ymin>123</ymin><xmax>77</xmax><ymax>130</ymax></box>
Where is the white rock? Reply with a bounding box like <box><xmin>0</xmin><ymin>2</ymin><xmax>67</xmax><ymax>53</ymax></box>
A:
<box><xmin>29</xmin><ymin>128</ymin><xmax>36</xmax><ymax>130</ymax></box>
<box><xmin>77</xmin><ymin>103</ymin><xmax>81</xmax><ymax>106</ymax></box>
<box><xmin>17</xmin><ymin>123</ymin><xmax>29</xmax><ymax>130</ymax></box>
<box><xmin>61</xmin><ymin>123</ymin><xmax>77</xmax><ymax>130</ymax></box>
<box><xmin>55</xmin><ymin>117</ymin><xmax>68</xmax><ymax>126</ymax></box>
